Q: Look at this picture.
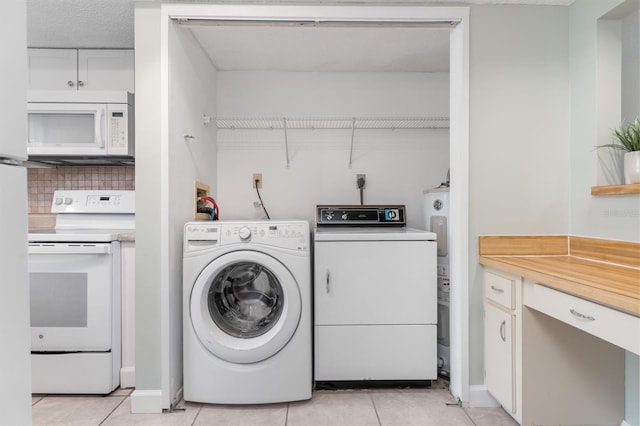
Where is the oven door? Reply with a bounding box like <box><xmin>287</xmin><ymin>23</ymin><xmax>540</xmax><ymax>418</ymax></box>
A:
<box><xmin>28</xmin><ymin>243</ymin><xmax>115</xmax><ymax>351</ymax></box>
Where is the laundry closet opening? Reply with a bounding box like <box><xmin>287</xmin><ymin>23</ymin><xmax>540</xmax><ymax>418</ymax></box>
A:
<box><xmin>174</xmin><ymin>16</ymin><xmax>453</xmax><ymax>228</ymax></box>
<box><xmin>157</xmin><ymin>4</ymin><xmax>470</xmax><ymax>409</ymax></box>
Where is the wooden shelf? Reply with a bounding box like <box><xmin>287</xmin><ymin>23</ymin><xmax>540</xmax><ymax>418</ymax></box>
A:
<box><xmin>591</xmin><ymin>183</ymin><xmax>640</xmax><ymax>196</ymax></box>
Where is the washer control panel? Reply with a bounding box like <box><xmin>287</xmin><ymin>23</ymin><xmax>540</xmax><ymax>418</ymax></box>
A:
<box><xmin>184</xmin><ymin>221</ymin><xmax>309</xmax><ymax>252</ymax></box>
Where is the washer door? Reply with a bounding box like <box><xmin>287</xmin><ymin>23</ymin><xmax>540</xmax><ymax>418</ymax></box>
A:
<box><xmin>190</xmin><ymin>250</ymin><xmax>301</xmax><ymax>364</ymax></box>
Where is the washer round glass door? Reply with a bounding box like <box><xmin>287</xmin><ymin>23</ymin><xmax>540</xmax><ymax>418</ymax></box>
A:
<box><xmin>190</xmin><ymin>250</ymin><xmax>302</xmax><ymax>364</ymax></box>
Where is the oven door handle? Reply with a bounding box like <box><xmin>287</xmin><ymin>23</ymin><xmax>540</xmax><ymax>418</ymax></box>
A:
<box><xmin>28</xmin><ymin>244</ymin><xmax>112</xmax><ymax>255</ymax></box>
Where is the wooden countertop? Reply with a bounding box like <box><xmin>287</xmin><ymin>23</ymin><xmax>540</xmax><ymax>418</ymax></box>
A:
<box><xmin>479</xmin><ymin>236</ymin><xmax>640</xmax><ymax>316</ymax></box>
<box><xmin>117</xmin><ymin>232</ymin><xmax>135</xmax><ymax>242</ymax></box>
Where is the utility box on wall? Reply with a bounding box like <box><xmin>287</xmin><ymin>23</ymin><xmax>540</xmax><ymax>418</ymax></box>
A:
<box><xmin>194</xmin><ymin>181</ymin><xmax>211</xmax><ymax>220</ymax></box>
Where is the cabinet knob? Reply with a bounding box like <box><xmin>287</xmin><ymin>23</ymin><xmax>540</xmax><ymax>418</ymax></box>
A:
<box><xmin>67</xmin><ymin>80</ymin><xmax>74</xmax><ymax>86</ymax></box>
<box><xmin>78</xmin><ymin>80</ymin><xmax>84</xmax><ymax>87</ymax></box>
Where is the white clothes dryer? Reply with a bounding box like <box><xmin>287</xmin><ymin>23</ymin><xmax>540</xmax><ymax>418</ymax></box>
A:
<box><xmin>183</xmin><ymin>220</ymin><xmax>311</xmax><ymax>404</ymax></box>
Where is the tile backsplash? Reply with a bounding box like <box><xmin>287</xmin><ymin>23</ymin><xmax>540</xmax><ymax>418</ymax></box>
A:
<box><xmin>28</xmin><ymin>166</ymin><xmax>135</xmax><ymax>214</ymax></box>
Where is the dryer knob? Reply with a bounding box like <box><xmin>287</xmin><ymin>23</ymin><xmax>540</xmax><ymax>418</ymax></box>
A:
<box><xmin>238</xmin><ymin>227</ymin><xmax>252</xmax><ymax>240</ymax></box>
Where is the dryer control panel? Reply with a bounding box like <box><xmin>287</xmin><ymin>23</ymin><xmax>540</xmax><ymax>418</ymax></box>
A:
<box><xmin>316</xmin><ymin>205</ymin><xmax>406</xmax><ymax>227</ymax></box>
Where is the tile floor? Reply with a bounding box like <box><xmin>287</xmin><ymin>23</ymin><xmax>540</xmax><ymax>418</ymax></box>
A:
<box><xmin>31</xmin><ymin>387</ymin><xmax>518</xmax><ymax>426</ymax></box>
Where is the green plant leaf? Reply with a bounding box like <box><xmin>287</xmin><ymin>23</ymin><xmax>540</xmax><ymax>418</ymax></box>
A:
<box><xmin>597</xmin><ymin>118</ymin><xmax>640</xmax><ymax>152</ymax></box>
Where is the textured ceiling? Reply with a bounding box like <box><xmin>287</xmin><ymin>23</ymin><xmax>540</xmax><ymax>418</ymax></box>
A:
<box><xmin>191</xmin><ymin>25</ymin><xmax>450</xmax><ymax>71</ymax></box>
<box><xmin>26</xmin><ymin>0</ymin><xmax>574</xmax><ymax>71</ymax></box>
<box><xmin>27</xmin><ymin>0</ymin><xmax>134</xmax><ymax>48</ymax></box>
<box><xmin>26</xmin><ymin>0</ymin><xmax>574</xmax><ymax>49</ymax></box>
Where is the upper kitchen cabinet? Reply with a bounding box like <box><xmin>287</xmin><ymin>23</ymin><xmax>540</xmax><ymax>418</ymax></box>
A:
<box><xmin>28</xmin><ymin>48</ymin><xmax>134</xmax><ymax>92</ymax></box>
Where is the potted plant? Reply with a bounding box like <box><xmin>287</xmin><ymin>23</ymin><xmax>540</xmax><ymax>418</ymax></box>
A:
<box><xmin>598</xmin><ymin>118</ymin><xmax>640</xmax><ymax>184</ymax></box>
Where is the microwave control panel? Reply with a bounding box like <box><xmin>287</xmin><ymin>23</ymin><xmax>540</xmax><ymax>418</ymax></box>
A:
<box><xmin>108</xmin><ymin>108</ymin><xmax>128</xmax><ymax>151</ymax></box>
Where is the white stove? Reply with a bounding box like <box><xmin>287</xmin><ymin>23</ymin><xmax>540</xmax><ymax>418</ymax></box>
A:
<box><xmin>28</xmin><ymin>190</ymin><xmax>134</xmax><ymax>394</ymax></box>
<box><xmin>29</xmin><ymin>190</ymin><xmax>135</xmax><ymax>242</ymax></box>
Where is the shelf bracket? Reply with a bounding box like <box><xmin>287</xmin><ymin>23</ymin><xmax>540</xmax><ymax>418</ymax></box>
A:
<box><xmin>348</xmin><ymin>117</ymin><xmax>356</xmax><ymax>168</ymax></box>
<box><xmin>283</xmin><ymin>118</ymin><xmax>290</xmax><ymax>168</ymax></box>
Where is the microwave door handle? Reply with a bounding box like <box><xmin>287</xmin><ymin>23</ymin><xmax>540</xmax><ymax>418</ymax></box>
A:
<box><xmin>98</xmin><ymin>108</ymin><xmax>106</xmax><ymax>148</ymax></box>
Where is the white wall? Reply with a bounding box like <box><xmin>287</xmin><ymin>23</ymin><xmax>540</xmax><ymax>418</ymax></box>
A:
<box><xmin>216</xmin><ymin>71</ymin><xmax>450</xmax><ymax>228</ymax></box>
<box><xmin>132</xmin><ymin>3</ymin><xmax>163</xmax><ymax>413</ymax></box>
<box><xmin>165</xmin><ymin>21</ymin><xmax>218</xmax><ymax>407</ymax></box>
<box><xmin>622</xmin><ymin>9</ymin><xmax>640</xmax><ymax>124</ymax></box>
<box><xmin>570</xmin><ymin>0</ymin><xmax>640</xmax><ymax>241</ymax></box>
<box><xmin>468</xmin><ymin>4</ymin><xmax>570</xmax><ymax>385</ymax></box>
<box><xmin>570</xmin><ymin>2</ymin><xmax>640</xmax><ymax>423</ymax></box>
<box><xmin>134</xmin><ymin>7</ymin><xmax>218</xmax><ymax>412</ymax></box>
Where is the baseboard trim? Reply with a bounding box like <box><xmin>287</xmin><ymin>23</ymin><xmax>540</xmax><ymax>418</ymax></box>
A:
<box><xmin>467</xmin><ymin>385</ymin><xmax>500</xmax><ymax>408</ymax></box>
<box><xmin>120</xmin><ymin>367</ymin><xmax>135</xmax><ymax>389</ymax></box>
<box><xmin>131</xmin><ymin>389</ymin><xmax>163</xmax><ymax>414</ymax></box>
<box><xmin>171</xmin><ymin>386</ymin><xmax>184</xmax><ymax>411</ymax></box>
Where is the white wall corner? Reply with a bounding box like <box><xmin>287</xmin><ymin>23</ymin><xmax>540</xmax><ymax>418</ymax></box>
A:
<box><xmin>466</xmin><ymin>385</ymin><xmax>500</xmax><ymax>408</ymax></box>
<box><xmin>120</xmin><ymin>367</ymin><xmax>135</xmax><ymax>389</ymax></box>
<box><xmin>130</xmin><ymin>389</ymin><xmax>163</xmax><ymax>414</ymax></box>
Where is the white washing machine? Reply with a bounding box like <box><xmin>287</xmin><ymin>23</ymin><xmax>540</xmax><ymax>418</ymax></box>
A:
<box><xmin>183</xmin><ymin>220</ymin><xmax>311</xmax><ymax>404</ymax></box>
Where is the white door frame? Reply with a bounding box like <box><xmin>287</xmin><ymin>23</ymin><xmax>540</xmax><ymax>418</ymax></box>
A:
<box><xmin>155</xmin><ymin>3</ymin><xmax>470</xmax><ymax>408</ymax></box>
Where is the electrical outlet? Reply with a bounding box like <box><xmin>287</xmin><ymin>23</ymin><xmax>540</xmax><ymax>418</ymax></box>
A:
<box><xmin>253</xmin><ymin>173</ymin><xmax>262</xmax><ymax>189</ymax></box>
<box><xmin>356</xmin><ymin>174</ymin><xmax>366</xmax><ymax>189</ymax></box>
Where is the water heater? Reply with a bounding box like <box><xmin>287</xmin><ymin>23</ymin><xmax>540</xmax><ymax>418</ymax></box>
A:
<box><xmin>423</xmin><ymin>187</ymin><xmax>450</xmax><ymax>377</ymax></box>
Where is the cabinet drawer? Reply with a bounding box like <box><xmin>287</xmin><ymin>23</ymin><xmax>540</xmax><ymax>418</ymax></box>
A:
<box><xmin>484</xmin><ymin>270</ymin><xmax>516</xmax><ymax>310</ymax></box>
<box><xmin>524</xmin><ymin>281</ymin><xmax>639</xmax><ymax>355</ymax></box>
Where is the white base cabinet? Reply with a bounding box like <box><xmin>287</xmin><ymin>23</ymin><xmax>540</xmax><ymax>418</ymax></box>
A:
<box><xmin>484</xmin><ymin>303</ymin><xmax>514</xmax><ymax>413</ymax></box>
<box><xmin>483</xmin><ymin>268</ymin><xmax>520</xmax><ymax>422</ymax></box>
<box><xmin>483</xmin><ymin>267</ymin><xmax>626</xmax><ymax>425</ymax></box>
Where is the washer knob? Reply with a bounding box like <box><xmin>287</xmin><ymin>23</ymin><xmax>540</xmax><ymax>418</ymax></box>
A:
<box><xmin>54</xmin><ymin>197</ymin><xmax>63</xmax><ymax>205</ymax></box>
<box><xmin>64</xmin><ymin>197</ymin><xmax>73</xmax><ymax>205</ymax></box>
<box><xmin>238</xmin><ymin>227</ymin><xmax>252</xmax><ymax>240</ymax></box>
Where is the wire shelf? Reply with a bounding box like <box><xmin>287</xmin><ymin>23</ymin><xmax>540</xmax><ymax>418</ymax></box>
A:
<box><xmin>215</xmin><ymin>116</ymin><xmax>449</xmax><ymax>168</ymax></box>
<box><xmin>215</xmin><ymin>116</ymin><xmax>449</xmax><ymax>130</ymax></box>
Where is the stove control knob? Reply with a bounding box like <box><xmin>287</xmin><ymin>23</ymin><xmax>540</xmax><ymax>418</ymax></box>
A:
<box><xmin>54</xmin><ymin>197</ymin><xmax>63</xmax><ymax>205</ymax></box>
<box><xmin>238</xmin><ymin>227</ymin><xmax>252</xmax><ymax>240</ymax></box>
<box><xmin>64</xmin><ymin>197</ymin><xmax>73</xmax><ymax>205</ymax></box>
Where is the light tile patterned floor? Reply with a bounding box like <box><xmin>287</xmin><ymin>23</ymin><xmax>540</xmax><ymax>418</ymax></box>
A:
<box><xmin>31</xmin><ymin>388</ymin><xmax>518</xmax><ymax>426</ymax></box>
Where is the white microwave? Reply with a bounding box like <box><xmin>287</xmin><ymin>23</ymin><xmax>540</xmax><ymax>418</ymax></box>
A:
<box><xmin>27</xmin><ymin>91</ymin><xmax>134</xmax><ymax>158</ymax></box>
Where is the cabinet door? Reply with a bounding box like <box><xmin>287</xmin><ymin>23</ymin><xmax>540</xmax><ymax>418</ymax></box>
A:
<box><xmin>28</xmin><ymin>48</ymin><xmax>77</xmax><ymax>90</ymax></box>
<box><xmin>78</xmin><ymin>49</ymin><xmax>134</xmax><ymax>92</ymax></box>
<box><xmin>484</xmin><ymin>302</ymin><xmax>514</xmax><ymax>413</ymax></box>
<box><xmin>314</xmin><ymin>240</ymin><xmax>436</xmax><ymax>325</ymax></box>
